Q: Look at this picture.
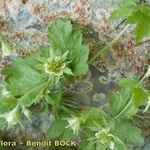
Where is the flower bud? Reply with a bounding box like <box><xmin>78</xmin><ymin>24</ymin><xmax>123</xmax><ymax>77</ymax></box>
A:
<box><xmin>65</xmin><ymin>116</ymin><xmax>81</xmax><ymax>135</ymax></box>
<box><xmin>95</xmin><ymin>128</ymin><xmax>115</xmax><ymax>147</ymax></box>
<box><xmin>5</xmin><ymin>106</ymin><xmax>21</xmax><ymax>129</ymax></box>
<box><xmin>44</xmin><ymin>56</ymin><xmax>66</xmax><ymax>76</ymax></box>
<box><xmin>109</xmin><ymin>141</ymin><xmax>115</xmax><ymax>150</ymax></box>
<box><xmin>23</xmin><ymin>108</ymin><xmax>32</xmax><ymax>123</ymax></box>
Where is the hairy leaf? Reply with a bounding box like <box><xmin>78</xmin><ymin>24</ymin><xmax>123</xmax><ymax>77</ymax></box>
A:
<box><xmin>80</xmin><ymin>140</ymin><xmax>95</xmax><ymax>150</ymax></box>
<box><xmin>111</xmin><ymin>0</ymin><xmax>150</xmax><ymax>42</ymax></box>
<box><xmin>111</xmin><ymin>0</ymin><xmax>137</xmax><ymax>20</ymax></box>
<box><xmin>132</xmin><ymin>87</ymin><xmax>149</xmax><ymax>107</ymax></box>
<box><xmin>48</xmin><ymin>19</ymin><xmax>89</xmax><ymax>75</ymax></box>
<box><xmin>3</xmin><ymin>57</ymin><xmax>49</xmax><ymax>107</ymax></box>
<box><xmin>113</xmin><ymin>120</ymin><xmax>144</xmax><ymax>145</ymax></box>
<box><xmin>46</xmin><ymin>119</ymin><xmax>68</xmax><ymax>139</ymax></box>
<box><xmin>113</xmin><ymin>136</ymin><xmax>128</xmax><ymax>150</ymax></box>
<box><xmin>109</xmin><ymin>78</ymin><xmax>139</xmax><ymax>118</ymax></box>
<box><xmin>128</xmin><ymin>4</ymin><xmax>150</xmax><ymax>41</ymax></box>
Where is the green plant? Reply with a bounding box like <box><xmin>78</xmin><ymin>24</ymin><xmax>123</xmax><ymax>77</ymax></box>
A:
<box><xmin>0</xmin><ymin>19</ymin><xmax>89</xmax><ymax>127</ymax></box>
<box><xmin>111</xmin><ymin>0</ymin><xmax>150</xmax><ymax>42</ymax></box>
<box><xmin>89</xmin><ymin>0</ymin><xmax>150</xmax><ymax>63</ymax></box>
<box><xmin>0</xmin><ymin>18</ymin><xmax>150</xmax><ymax>150</ymax></box>
<box><xmin>46</xmin><ymin>71</ymin><xmax>150</xmax><ymax>150</ymax></box>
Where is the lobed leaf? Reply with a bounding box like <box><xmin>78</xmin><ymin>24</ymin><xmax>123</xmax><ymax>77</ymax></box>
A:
<box><xmin>128</xmin><ymin>4</ymin><xmax>150</xmax><ymax>42</ymax></box>
<box><xmin>46</xmin><ymin>119</ymin><xmax>69</xmax><ymax>139</ymax></box>
<box><xmin>48</xmin><ymin>19</ymin><xmax>89</xmax><ymax>76</ymax></box>
<box><xmin>113</xmin><ymin>120</ymin><xmax>144</xmax><ymax>145</ymax></box>
<box><xmin>111</xmin><ymin>0</ymin><xmax>137</xmax><ymax>20</ymax></box>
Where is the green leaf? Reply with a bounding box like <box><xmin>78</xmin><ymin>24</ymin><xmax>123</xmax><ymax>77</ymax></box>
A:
<box><xmin>111</xmin><ymin>1</ymin><xmax>150</xmax><ymax>42</ymax></box>
<box><xmin>62</xmin><ymin>129</ymin><xmax>74</xmax><ymax>140</ymax></box>
<box><xmin>63</xmin><ymin>67</ymin><xmax>74</xmax><ymax>75</ymax></box>
<box><xmin>132</xmin><ymin>87</ymin><xmax>149</xmax><ymax>107</ymax></box>
<box><xmin>109</xmin><ymin>78</ymin><xmax>139</xmax><ymax>118</ymax></box>
<box><xmin>82</xmin><ymin>107</ymin><xmax>108</xmax><ymax>129</ymax></box>
<box><xmin>0</xmin><ymin>88</ymin><xmax>18</xmax><ymax>113</ymax></box>
<box><xmin>113</xmin><ymin>120</ymin><xmax>144</xmax><ymax>145</ymax></box>
<box><xmin>80</xmin><ymin>140</ymin><xmax>95</xmax><ymax>150</ymax></box>
<box><xmin>84</xmin><ymin>107</ymin><xmax>106</xmax><ymax>116</ymax></box>
<box><xmin>71</xmin><ymin>45</ymin><xmax>89</xmax><ymax>75</ymax></box>
<box><xmin>109</xmin><ymin>92</ymin><xmax>122</xmax><ymax>116</ymax></box>
<box><xmin>118</xmin><ymin>78</ymin><xmax>150</xmax><ymax>108</ymax></box>
<box><xmin>0</xmin><ymin>118</ymin><xmax>6</xmax><ymax>126</ymax></box>
<box><xmin>3</xmin><ymin>56</ymin><xmax>49</xmax><ymax>107</ymax></box>
<box><xmin>48</xmin><ymin>19</ymin><xmax>73</xmax><ymax>55</ymax></box>
<box><xmin>36</xmin><ymin>46</ymin><xmax>52</xmax><ymax>58</ymax></box>
<box><xmin>84</xmin><ymin>107</ymin><xmax>108</xmax><ymax>120</ymax></box>
<box><xmin>48</xmin><ymin>19</ymin><xmax>89</xmax><ymax>76</ymax></box>
<box><xmin>46</xmin><ymin>119</ymin><xmax>68</xmax><ymax>139</ymax></box>
<box><xmin>118</xmin><ymin>77</ymin><xmax>139</xmax><ymax>90</ymax></box>
<box><xmin>109</xmin><ymin>91</ymin><xmax>138</xmax><ymax>119</ymax></box>
<box><xmin>113</xmin><ymin>136</ymin><xmax>127</xmax><ymax>150</ymax></box>
<box><xmin>19</xmin><ymin>81</ymin><xmax>49</xmax><ymax>107</ymax></box>
<box><xmin>4</xmin><ymin>58</ymin><xmax>48</xmax><ymax>96</ymax></box>
<box><xmin>111</xmin><ymin>0</ymin><xmax>137</xmax><ymax>20</ymax></box>
<box><xmin>128</xmin><ymin>4</ymin><xmax>150</xmax><ymax>42</ymax></box>
<box><xmin>96</xmin><ymin>142</ymin><xmax>109</xmax><ymax>150</ymax></box>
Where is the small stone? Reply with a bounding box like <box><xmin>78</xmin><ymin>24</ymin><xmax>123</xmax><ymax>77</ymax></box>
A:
<box><xmin>93</xmin><ymin>93</ymin><xmax>106</xmax><ymax>102</ymax></box>
<box><xmin>99</xmin><ymin>75</ymin><xmax>110</xmax><ymax>84</ymax></box>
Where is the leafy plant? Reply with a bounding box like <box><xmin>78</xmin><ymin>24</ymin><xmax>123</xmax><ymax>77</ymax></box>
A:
<box><xmin>0</xmin><ymin>19</ymin><xmax>89</xmax><ymax>128</ymax></box>
<box><xmin>111</xmin><ymin>0</ymin><xmax>150</xmax><ymax>42</ymax></box>
<box><xmin>89</xmin><ymin>0</ymin><xmax>150</xmax><ymax>63</ymax></box>
<box><xmin>46</xmin><ymin>72</ymin><xmax>150</xmax><ymax>150</ymax></box>
<box><xmin>0</xmin><ymin>18</ymin><xmax>150</xmax><ymax>150</ymax></box>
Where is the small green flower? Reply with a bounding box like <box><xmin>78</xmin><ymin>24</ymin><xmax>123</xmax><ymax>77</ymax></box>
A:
<box><xmin>109</xmin><ymin>141</ymin><xmax>115</xmax><ymax>150</ymax></box>
<box><xmin>5</xmin><ymin>106</ymin><xmax>24</xmax><ymax>129</ymax></box>
<box><xmin>44</xmin><ymin>51</ymin><xmax>73</xmax><ymax>77</ymax></box>
<box><xmin>44</xmin><ymin>56</ymin><xmax>66</xmax><ymax>76</ymax></box>
<box><xmin>65</xmin><ymin>116</ymin><xmax>81</xmax><ymax>135</ymax></box>
<box><xmin>95</xmin><ymin>128</ymin><xmax>115</xmax><ymax>150</ymax></box>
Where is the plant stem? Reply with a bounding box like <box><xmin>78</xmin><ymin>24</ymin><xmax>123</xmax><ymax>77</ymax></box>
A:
<box><xmin>89</xmin><ymin>24</ymin><xmax>130</xmax><ymax>63</ymax></box>
<box><xmin>143</xmin><ymin>97</ymin><xmax>150</xmax><ymax>113</ymax></box>
<box><xmin>115</xmin><ymin>98</ymin><xmax>133</xmax><ymax>119</ymax></box>
<box><xmin>115</xmin><ymin>77</ymin><xmax>147</xmax><ymax>119</ymax></box>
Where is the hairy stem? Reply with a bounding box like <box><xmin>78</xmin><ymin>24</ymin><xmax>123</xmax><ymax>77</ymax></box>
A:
<box><xmin>89</xmin><ymin>24</ymin><xmax>130</xmax><ymax>63</ymax></box>
<box><xmin>115</xmin><ymin>98</ymin><xmax>133</xmax><ymax>119</ymax></box>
